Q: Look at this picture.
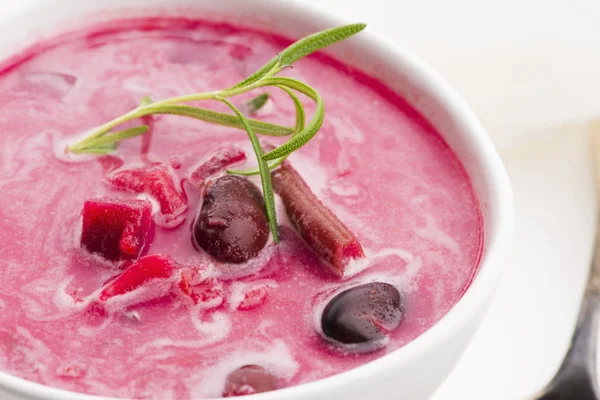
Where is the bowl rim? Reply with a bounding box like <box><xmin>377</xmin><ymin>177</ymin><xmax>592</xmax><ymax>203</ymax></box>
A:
<box><xmin>0</xmin><ymin>0</ymin><xmax>514</xmax><ymax>399</ymax></box>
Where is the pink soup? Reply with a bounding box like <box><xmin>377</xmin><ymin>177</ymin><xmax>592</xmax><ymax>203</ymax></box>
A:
<box><xmin>0</xmin><ymin>18</ymin><xmax>483</xmax><ymax>399</ymax></box>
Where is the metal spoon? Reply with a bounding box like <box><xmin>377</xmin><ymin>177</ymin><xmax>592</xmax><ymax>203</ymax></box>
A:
<box><xmin>529</xmin><ymin>127</ymin><xmax>600</xmax><ymax>400</ymax></box>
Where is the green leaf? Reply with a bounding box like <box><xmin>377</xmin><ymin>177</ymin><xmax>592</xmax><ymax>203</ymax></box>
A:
<box><xmin>83</xmin><ymin>149</ymin><xmax>116</xmax><ymax>155</ymax></box>
<box><xmin>228</xmin><ymin>85</ymin><xmax>306</xmax><ymax>176</ymax></box>
<box><xmin>69</xmin><ymin>126</ymin><xmax>148</xmax><ymax>154</ymax></box>
<box><xmin>66</xmin><ymin>22</ymin><xmax>366</xmax><ymax>183</ymax></box>
<box><xmin>139</xmin><ymin>95</ymin><xmax>153</xmax><ymax>107</ymax></box>
<box><xmin>277</xmin><ymin>85</ymin><xmax>306</xmax><ymax>134</ymax></box>
<box><xmin>140</xmin><ymin>104</ymin><xmax>293</xmax><ymax>137</ymax></box>
<box><xmin>230</xmin><ymin>23</ymin><xmax>365</xmax><ymax>90</ymax></box>
<box><xmin>227</xmin><ymin>159</ymin><xmax>282</xmax><ymax>176</ymax></box>
<box><xmin>70</xmin><ymin>142</ymin><xmax>117</xmax><ymax>154</ymax></box>
<box><xmin>88</xmin><ymin>126</ymin><xmax>149</xmax><ymax>147</ymax></box>
<box><xmin>245</xmin><ymin>93</ymin><xmax>270</xmax><ymax>115</ymax></box>
<box><xmin>256</xmin><ymin>77</ymin><xmax>324</xmax><ymax>161</ymax></box>
<box><xmin>278</xmin><ymin>23</ymin><xmax>366</xmax><ymax>66</ymax></box>
<box><xmin>230</xmin><ymin>58</ymin><xmax>279</xmax><ymax>90</ymax></box>
<box><xmin>219</xmin><ymin>97</ymin><xmax>279</xmax><ymax>243</ymax></box>
<box><xmin>85</xmin><ymin>144</ymin><xmax>117</xmax><ymax>154</ymax></box>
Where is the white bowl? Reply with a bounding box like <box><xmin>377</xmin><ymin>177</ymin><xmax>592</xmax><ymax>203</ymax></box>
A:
<box><xmin>0</xmin><ymin>1</ymin><xmax>514</xmax><ymax>399</ymax></box>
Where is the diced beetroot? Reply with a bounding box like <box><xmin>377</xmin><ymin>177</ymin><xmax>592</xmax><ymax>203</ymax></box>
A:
<box><xmin>97</xmin><ymin>155</ymin><xmax>124</xmax><ymax>174</ymax></box>
<box><xmin>81</xmin><ymin>197</ymin><xmax>154</xmax><ymax>261</ymax></box>
<box><xmin>238</xmin><ymin>287</ymin><xmax>267</xmax><ymax>310</ymax></box>
<box><xmin>99</xmin><ymin>254</ymin><xmax>177</xmax><ymax>301</ymax></box>
<box><xmin>180</xmin><ymin>264</ymin><xmax>210</xmax><ymax>286</ymax></box>
<box><xmin>106</xmin><ymin>165</ymin><xmax>187</xmax><ymax>216</ymax></box>
<box><xmin>178</xmin><ymin>271</ymin><xmax>200</xmax><ymax>303</ymax></box>
<box><xmin>189</xmin><ymin>148</ymin><xmax>246</xmax><ymax>186</ymax></box>
<box><xmin>178</xmin><ymin>273</ymin><xmax>196</xmax><ymax>301</ymax></box>
<box><xmin>271</xmin><ymin>162</ymin><xmax>365</xmax><ymax>276</ymax></box>
<box><xmin>170</xmin><ymin>157</ymin><xmax>182</xmax><ymax>170</ymax></box>
<box><xmin>179</xmin><ymin>274</ymin><xmax>224</xmax><ymax>309</ymax></box>
<box><xmin>107</xmin><ymin>168</ymin><xmax>146</xmax><ymax>192</ymax></box>
<box><xmin>194</xmin><ymin>280</ymin><xmax>224</xmax><ymax>306</ymax></box>
<box><xmin>87</xmin><ymin>301</ymin><xmax>108</xmax><ymax>318</ymax></box>
<box><xmin>145</xmin><ymin>167</ymin><xmax>187</xmax><ymax>215</ymax></box>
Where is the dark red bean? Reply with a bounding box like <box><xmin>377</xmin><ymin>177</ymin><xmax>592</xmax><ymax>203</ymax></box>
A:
<box><xmin>192</xmin><ymin>175</ymin><xmax>269</xmax><ymax>263</ymax></box>
<box><xmin>271</xmin><ymin>162</ymin><xmax>365</xmax><ymax>276</ymax></box>
<box><xmin>321</xmin><ymin>282</ymin><xmax>403</xmax><ymax>347</ymax></box>
<box><xmin>222</xmin><ymin>365</ymin><xmax>276</xmax><ymax>397</ymax></box>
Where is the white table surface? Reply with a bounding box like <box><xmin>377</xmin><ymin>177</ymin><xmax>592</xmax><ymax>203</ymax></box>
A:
<box><xmin>2</xmin><ymin>1</ymin><xmax>600</xmax><ymax>399</ymax></box>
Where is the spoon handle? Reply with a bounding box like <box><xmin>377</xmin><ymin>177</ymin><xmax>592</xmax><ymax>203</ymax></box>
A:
<box><xmin>531</xmin><ymin>212</ymin><xmax>600</xmax><ymax>399</ymax></box>
<box><xmin>533</xmin><ymin>292</ymin><xmax>600</xmax><ymax>399</ymax></box>
<box><xmin>530</xmin><ymin>125</ymin><xmax>600</xmax><ymax>400</ymax></box>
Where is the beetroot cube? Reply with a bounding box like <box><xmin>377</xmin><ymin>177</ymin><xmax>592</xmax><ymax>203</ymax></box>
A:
<box><xmin>81</xmin><ymin>197</ymin><xmax>154</xmax><ymax>261</ymax></box>
<box><xmin>190</xmin><ymin>147</ymin><xmax>246</xmax><ymax>186</ymax></box>
<box><xmin>105</xmin><ymin>168</ymin><xmax>146</xmax><ymax>192</ymax></box>
<box><xmin>238</xmin><ymin>287</ymin><xmax>267</xmax><ymax>310</ymax></box>
<box><xmin>144</xmin><ymin>166</ymin><xmax>186</xmax><ymax>215</ymax></box>
<box><xmin>106</xmin><ymin>165</ymin><xmax>187</xmax><ymax>216</ymax></box>
<box><xmin>99</xmin><ymin>254</ymin><xmax>176</xmax><ymax>301</ymax></box>
<box><xmin>179</xmin><ymin>274</ymin><xmax>224</xmax><ymax>309</ymax></box>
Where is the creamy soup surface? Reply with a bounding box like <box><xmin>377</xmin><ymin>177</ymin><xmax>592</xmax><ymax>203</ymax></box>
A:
<box><xmin>0</xmin><ymin>17</ymin><xmax>482</xmax><ymax>399</ymax></box>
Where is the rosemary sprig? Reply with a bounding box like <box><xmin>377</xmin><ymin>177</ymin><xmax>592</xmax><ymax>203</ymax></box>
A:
<box><xmin>139</xmin><ymin>95</ymin><xmax>154</xmax><ymax>107</ymax></box>
<box><xmin>244</xmin><ymin>93</ymin><xmax>270</xmax><ymax>115</ymax></box>
<box><xmin>228</xmin><ymin>85</ymin><xmax>305</xmax><ymax>176</ymax></box>
<box><xmin>230</xmin><ymin>23</ymin><xmax>366</xmax><ymax>90</ymax></box>
<box><xmin>66</xmin><ymin>23</ymin><xmax>367</xmax><ymax>242</ymax></box>
<box><xmin>69</xmin><ymin>126</ymin><xmax>149</xmax><ymax>154</ymax></box>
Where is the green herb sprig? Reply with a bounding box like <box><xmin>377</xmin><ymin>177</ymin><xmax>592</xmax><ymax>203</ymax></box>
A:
<box><xmin>244</xmin><ymin>92</ymin><xmax>270</xmax><ymax>115</ymax></box>
<box><xmin>67</xmin><ymin>23</ymin><xmax>367</xmax><ymax>243</ymax></box>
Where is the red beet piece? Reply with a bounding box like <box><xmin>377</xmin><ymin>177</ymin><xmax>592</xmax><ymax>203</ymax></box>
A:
<box><xmin>106</xmin><ymin>165</ymin><xmax>187</xmax><ymax>216</ymax></box>
<box><xmin>81</xmin><ymin>197</ymin><xmax>154</xmax><ymax>261</ymax></box>
<box><xmin>99</xmin><ymin>254</ymin><xmax>177</xmax><ymax>301</ymax></box>
<box><xmin>271</xmin><ymin>163</ymin><xmax>365</xmax><ymax>276</ymax></box>
<box><xmin>179</xmin><ymin>264</ymin><xmax>210</xmax><ymax>286</ymax></box>
<box><xmin>222</xmin><ymin>365</ymin><xmax>277</xmax><ymax>397</ymax></box>
<box><xmin>238</xmin><ymin>287</ymin><xmax>267</xmax><ymax>310</ymax></box>
<box><xmin>189</xmin><ymin>148</ymin><xmax>246</xmax><ymax>186</ymax></box>
<box><xmin>179</xmin><ymin>274</ymin><xmax>224</xmax><ymax>308</ymax></box>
